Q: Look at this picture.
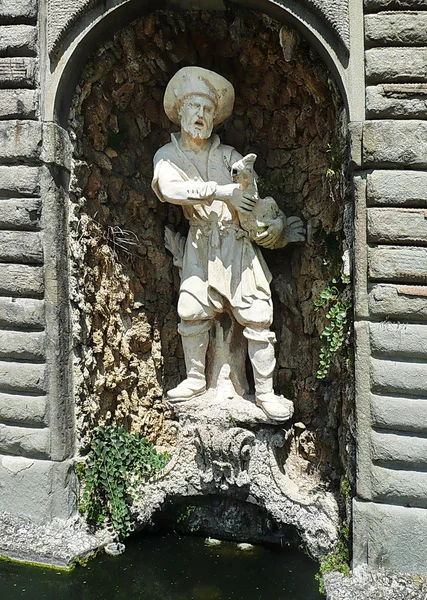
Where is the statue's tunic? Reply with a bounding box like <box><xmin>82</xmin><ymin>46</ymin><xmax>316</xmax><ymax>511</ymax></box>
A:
<box><xmin>152</xmin><ymin>133</ymin><xmax>272</xmax><ymax>317</ymax></box>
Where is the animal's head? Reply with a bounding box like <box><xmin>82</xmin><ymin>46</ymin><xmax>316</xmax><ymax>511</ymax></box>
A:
<box><xmin>231</xmin><ymin>153</ymin><xmax>257</xmax><ymax>187</ymax></box>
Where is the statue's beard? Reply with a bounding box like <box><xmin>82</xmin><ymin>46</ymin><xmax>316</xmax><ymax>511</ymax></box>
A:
<box><xmin>181</xmin><ymin>117</ymin><xmax>213</xmax><ymax>140</ymax></box>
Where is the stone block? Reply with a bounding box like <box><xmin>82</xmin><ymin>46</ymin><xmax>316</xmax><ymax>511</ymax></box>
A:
<box><xmin>0</xmin><ymin>264</ymin><xmax>43</xmax><ymax>296</ymax></box>
<box><xmin>0</xmin><ymin>230</ymin><xmax>42</xmax><ymax>263</ymax></box>
<box><xmin>0</xmin><ymin>198</ymin><xmax>41</xmax><ymax>229</ymax></box>
<box><xmin>365</xmin><ymin>48</ymin><xmax>427</xmax><ymax>84</ymax></box>
<box><xmin>354</xmin><ymin>499</ymin><xmax>427</xmax><ymax>574</ymax></box>
<box><xmin>0</xmin><ymin>0</ymin><xmax>38</xmax><ymax>23</ymax></box>
<box><xmin>0</xmin><ymin>330</ymin><xmax>45</xmax><ymax>360</ymax></box>
<box><xmin>0</xmin><ymin>89</ymin><xmax>38</xmax><ymax>119</ymax></box>
<box><xmin>0</xmin><ymin>360</ymin><xmax>46</xmax><ymax>393</ymax></box>
<box><xmin>363</xmin><ymin>121</ymin><xmax>427</xmax><ymax>168</ymax></box>
<box><xmin>369</xmin><ymin>283</ymin><xmax>427</xmax><ymax>320</ymax></box>
<box><xmin>368</xmin><ymin>207</ymin><xmax>427</xmax><ymax>244</ymax></box>
<box><xmin>367</xmin><ymin>84</ymin><xmax>427</xmax><ymax>119</ymax></box>
<box><xmin>0</xmin><ymin>297</ymin><xmax>44</xmax><ymax>328</ymax></box>
<box><xmin>0</xmin><ymin>57</ymin><xmax>36</xmax><ymax>88</ymax></box>
<box><xmin>371</xmin><ymin>430</ymin><xmax>427</xmax><ymax>468</ymax></box>
<box><xmin>0</xmin><ymin>120</ymin><xmax>41</xmax><ymax>161</ymax></box>
<box><xmin>0</xmin><ymin>423</ymin><xmax>49</xmax><ymax>458</ymax></box>
<box><xmin>0</xmin><ymin>392</ymin><xmax>47</xmax><ymax>425</ymax></box>
<box><xmin>0</xmin><ymin>165</ymin><xmax>40</xmax><ymax>196</ymax></box>
<box><xmin>371</xmin><ymin>466</ymin><xmax>427</xmax><ymax>509</ymax></box>
<box><xmin>365</xmin><ymin>0</ymin><xmax>427</xmax><ymax>9</ymax></box>
<box><xmin>0</xmin><ymin>25</ymin><xmax>37</xmax><ymax>56</ymax></box>
<box><xmin>370</xmin><ymin>322</ymin><xmax>427</xmax><ymax>358</ymax></box>
<box><xmin>367</xmin><ymin>169</ymin><xmax>427</xmax><ymax>206</ymax></box>
<box><xmin>369</xmin><ymin>246</ymin><xmax>427</xmax><ymax>283</ymax></box>
<box><xmin>365</xmin><ymin>12</ymin><xmax>427</xmax><ymax>47</ymax></box>
<box><xmin>371</xmin><ymin>357</ymin><xmax>427</xmax><ymax>396</ymax></box>
<box><xmin>41</xmin><ymin>122</ymin><xmax>73</xmax><ymax>170</ymax></box>
<box><xmin>371</xmin><ymin>393</ymin><xmax>427</xmax><ymax>433</ymax></box>
<box><xmin>0</xmin><ymin>456</ymin><xmax>76</xmax><ymax>523</ymax></box>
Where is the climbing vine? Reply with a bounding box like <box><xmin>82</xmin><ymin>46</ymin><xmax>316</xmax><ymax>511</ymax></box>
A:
<box><xmin>78</xmin><ymin>425</ymin><xmax>170</xmax><ymax>539</ymax></box>
<box><xmin>315</xmin><ymin>276</ymin><xmax>351</xmax><ymax>379</ymax></box>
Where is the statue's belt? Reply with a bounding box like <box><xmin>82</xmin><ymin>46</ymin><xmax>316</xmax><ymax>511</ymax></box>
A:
<box><xmin>188</xmin><ymin>220</ymin><xmax>248</xmax><ymax>248</ymax></box>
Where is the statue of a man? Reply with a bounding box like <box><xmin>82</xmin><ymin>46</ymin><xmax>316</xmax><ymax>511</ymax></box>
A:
<box><xmin>152</xmin><ymin>67</ymin><xmax>304</xmax><ymax>422</ymax></box>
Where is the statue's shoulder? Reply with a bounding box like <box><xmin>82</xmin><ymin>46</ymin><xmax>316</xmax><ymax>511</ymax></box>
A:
<box><xmin>218</xmin><ymin>143</ymin><xmax>242</xmax><ymax>162</ymax></box>
<box><xmin>153</xmin><ymin>141</ymin><xmax>178</xmax><ymax>165</ymax></box>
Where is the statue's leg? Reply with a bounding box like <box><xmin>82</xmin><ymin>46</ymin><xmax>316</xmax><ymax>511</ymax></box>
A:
<box><xmin>167</xmin><ymin>292</ymin><xmax>213</xmax><ymax>402</ymax></box>
<box><xmin>234</xmin><ymin>299</ymin><xmax>293</xmax><ymax>422</ymax></box>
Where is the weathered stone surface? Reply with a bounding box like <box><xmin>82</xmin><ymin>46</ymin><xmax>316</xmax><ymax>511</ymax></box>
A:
<box><xmin>41</xmin><ymin>122</ymin><xmax>72</xmax><ymax>170</ymax></box>
<box><xmin>367</xmin><ymin>84</ymin><xmax>427</xmax><ymax>119</ymax></box>
<box><xmin>0</xmin><ymin>231</ymin><xmax>42</xmax><ymax>263</ymax></box>
<box><xmin>0</xmin><ymin>264</ymin><xmax>43</xmax><ymax>296</ymax></box>
<box><xmin>354</xmin><ymin>499</ymin><xmax>427</xmax><ymax>574</ymax></box>
<box><xmin>0</xmin><ymin>57</ymin><xmax>36</xmax><ymax>88</ymax></box>
<box><xmin>370</xmin><ymin>322</ymin><xmax>427</xmax><ymax>358</ymax></box>
<box><xmin>369</xmin><ymin>246</ymin><xmax>427</xmax><ymax>282</ymax></box>
<box><xmin>365</xmin><ymin>0</ymin><xmax>427</xmax><ymax>9</ymax></box>
<box><xmin>367</xmin><ymin>169</ymin><xmax>427</xmax><ymax>206</ymax></box>
<box><xmin>368</xmin><ymin>208</ymin><xmax>427</xmax><ymax>244</ymax></box>
<box><xmin>0</xmin><ymin>297</ymin><xmax>44</xmax><ymax>328</ymax></box>
<box><xmin>0</xmin><ymin>25</ymin><xmax>37</xmax><ymax>56</ymax></box>
<box><xmin>371</xmin><ymin>358</ymin><xmax>427</xmax><ymax>396</ymax></box>
<box><xmin>0</xmin><ymin>330</ymin><xmax>45</xmax><ymax>360</ymax></box>
<box><xmin>0</xmin><ymin>457</ymin><xmax>75</xmax><ymax>523</ymax></box>
<box><xmin>365</xmin><ymin>12</ymin><xmax>427</xmax><ymax>47</ymax></box>
<box><xmin>0</xmin><ymin>423</ymin><xmax>49</xmax><ymax>458</ymax></box>
<box><xmin>371</xmin><ymin>430</ymin><xmax>427</xmax><ymax>468</ymax></box>
<box><xmin>0</xmin><ymin>392</ymin><xmax>46</xmax><ymax>425</ymax></box>
<box><xmin>371</xmin><ymin>393</ymin><xmax>427</xmax><ymax>433</ymax></box>
<box><xmin>366</xmin><ymin>48</ymin><xmax>427</xmax><ymax>84</ymax></box>
<box><xmin>363</xmin><ymin>121</ymin><xmax>427</xmax><ymax>168</ymax></box>
<box><xmin>0</xmin><ymin>89</ymin><xmax>38</xmax><ymax>119</ymax></box>
<box><xmin>0</xmin><ymin>0</ymin><xmax>38</xmax><ymax>23</ymax></box>
<box><xmin>0</xmin><ymin>165</ymin><xmax>39</xmax><ymax>195</ymax></box>
<box><xmin>371</xmin><ymin>466</ymin><xmax>427</xmax><ymax>509</ymax></box>
<box><xmin>0</xmin><ymin>360</ymin><xmax>46</xmax><ymax>393</ymax></box>
<box><xmin>0</xmin><ymin>120</ymin><xmax>41</xmax><ymax>161</ymax></box>
<box><xmin>0</xmin><ymin>198</ymin><xmax>41</xmax><ymax>229</ymax></box>
<box><xmin>369</xmin><ymin>283</ymin><xmax>427</xmax><ymax>320</ymax></box>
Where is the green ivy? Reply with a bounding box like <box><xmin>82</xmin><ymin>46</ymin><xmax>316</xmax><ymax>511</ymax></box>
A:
<box><xmin>314</xmin><ymin>275</ymin><xmax>351</xmax><ymax>379</ymax></box>
<box><xmin>78</xmin><ymin>425</ymin><xmax>170</xmax><ymax>540</ymax></box>
<box><xmin>315</xmin><ymin>526</ymin><xmax>351</xmax><ymax>596</ymax></box>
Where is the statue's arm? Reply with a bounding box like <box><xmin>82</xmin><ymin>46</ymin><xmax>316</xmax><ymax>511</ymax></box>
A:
<box><xmin>153</xmin><ymin>159</ymin><xmax>217</xmax><ymax>206</ymax></box>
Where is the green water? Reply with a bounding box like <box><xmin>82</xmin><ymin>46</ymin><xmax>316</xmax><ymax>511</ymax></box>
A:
<box><xmin>0</xmin><ymin>535</ymin><xmax>323</xmax><ymax>600</ymax></box>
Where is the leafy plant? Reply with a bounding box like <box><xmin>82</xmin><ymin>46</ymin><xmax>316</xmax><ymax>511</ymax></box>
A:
<box><xmin>314</xmin><ymin>276</ymin><xmax>351</xmax><ymax>379</ymax></box>
<box><xmin>79</xmin><ymin>425</ymin><xmax>170</xmax><ymax>540</ymax></box>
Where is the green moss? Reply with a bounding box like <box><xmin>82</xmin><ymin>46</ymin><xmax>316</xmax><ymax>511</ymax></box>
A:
<box><xmin>0</xmin><ymin>554</ymin><xmax>75</xmax><ymax>572</ymax></box>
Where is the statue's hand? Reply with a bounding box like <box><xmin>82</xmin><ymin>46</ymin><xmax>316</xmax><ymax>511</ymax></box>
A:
<box><xmin>284</xmin><ymin>216</ymin><xmax>305</xmax><ymax>243</ymax></box>
<box><xmin>229</xmin><ymin>188</ymin><xmax>257</xmax><ymax>214</ymax></box>
<box><xmin>254</xmin><ymin>217</ymin><xmax>284</xmax><ymax>249</ymax></box>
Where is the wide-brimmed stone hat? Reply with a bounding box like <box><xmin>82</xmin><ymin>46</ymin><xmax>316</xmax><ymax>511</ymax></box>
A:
<box><xmin>164</xmin><ymin>66</ymin><xmax>235</xmax><ymax>126</ymax></box>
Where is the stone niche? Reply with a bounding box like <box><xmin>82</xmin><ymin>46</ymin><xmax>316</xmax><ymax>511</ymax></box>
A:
<box><xmin>68</xmin><ymin>8</ymin><xmax>353</xmax><ymax>553</ymax></box>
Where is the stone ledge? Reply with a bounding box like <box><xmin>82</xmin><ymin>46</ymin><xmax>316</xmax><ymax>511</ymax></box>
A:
<box><xmin>0</xmin><ymin>423</ymin><xmax>49</xmax><ymax>459</ymax></box>
<box><xmin>371</xmin><ymin>393</ymin><xmax>427</xmax><ymax>433</ymax></box>
<box><xmin>371</xmin><ymin>357</ymin><xmax>427</xmax><ymax>396</ymax></box>
<box><xmin>368</xmin><ymin>207</ymin><xmax>427</xmax><ymax>245</ymax></box>
<box><xmin>0</xmin><ymin>330</ymin><xmax>45</xmax><ymax>360</ymax></box>
<box><xmin>367</xmin><ymin>170</ymin><xmax>427</xmax><ymax>206</ymax></box>
<box><xmin>0</xmin><ymin>360</ymin><xmax>46</xmax><ymax>394</ymax></box>
<box><xmin>371</xmin><ymin>430</ymin><xmax>427</xmax><ymax>469</ymax></box>
<box><xmin>0</xmin><ymin>198</ymin><xmax>41</xmax><ymax>230</ymax></box>
<box><xmin>370</xmin><ymin>466</ymin><xmax>427</xmax><ymax>509</ymax></box>
<box><xmin>365</xmin><ymin>12</ymin><xmax>427</xmax><ymax>47</ymax></box>
<box><xmin>0</xmin><ymin>230</ymin><xmax>43</xmax><ymax>264</ymax></box>
<box><xmin>369</xmin><ymin>246</ymin><xmax>427</xmax><ymax>283</ymax></box>
<box><xmin>370</xmin><ymin>322</ymin><xmax>427</xmax><ymax>358</ymax></box>
<box><xmin>0</xmin><ymin>0</ymin><xmax>38</xmax><ymax>24</ymax></box>
<box><xmin>0</xmin><ymin>25</ymin><xmax>37</xmax><ymax>56</ymax></box>
<box><xmin>353</xmin><ymin>499</ymin><xmax>427</xmax><ymax>574</ymax></box>
<box><xmin>368</xmin><ymin>283</ymin><xmax>427</xmax><ymax>320</ymax></box>
<box><xmin>363</xmin><ymin>121</ymin><xmax>427</xmax><ymax>168</ymax></box>
<box><xmin>0</xmin><ymin>297</ymin><xmax>44</xmax><ymax>328</ymax></box>
<box><xmin>0</xmin><ymin>392</ymin><xmax>47</xmax><ymax>425</ymax></box>
<box><xmin>0</xmin><ymin>263</ymin><xmax>44</xmax><ymax>296</ymax></box>
<box><xmin>366</xmin><ymin>48</ymin><xmax>427</xmax><ymax>84</ymax></box>
<box><xmin>367</xmin><ymin>84</ymin><xmax>427</xmax><ymax>119</ymax></box>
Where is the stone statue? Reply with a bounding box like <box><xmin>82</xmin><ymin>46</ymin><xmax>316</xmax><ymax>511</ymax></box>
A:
<box><xmin>152</xmin><ymin>67</ymin><xmax>305</xmax><ymax>422</ymax></box>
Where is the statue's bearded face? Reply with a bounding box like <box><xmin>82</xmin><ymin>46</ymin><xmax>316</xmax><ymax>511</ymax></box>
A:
<box><xmin>178</xmin><ymin>95</ymin><xmax>216</xmax><ymax>139</ymax></box>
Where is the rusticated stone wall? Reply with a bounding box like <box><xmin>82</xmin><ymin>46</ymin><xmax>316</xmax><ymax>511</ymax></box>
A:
<box><xmin>68</xmin><ymin>7</ymin><xmax>352</xmax><ymax>490</ymax></box>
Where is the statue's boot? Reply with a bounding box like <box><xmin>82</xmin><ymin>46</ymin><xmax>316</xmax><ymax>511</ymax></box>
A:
<box><xmin>247</xmin><ymin>330</ymin><xmax>293</xmax><ymax>423</ymax></box>
<box><xmin>167</xmin><ymin>330</ymin><xmax>209</xmax><ymax>402</ymax></box>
